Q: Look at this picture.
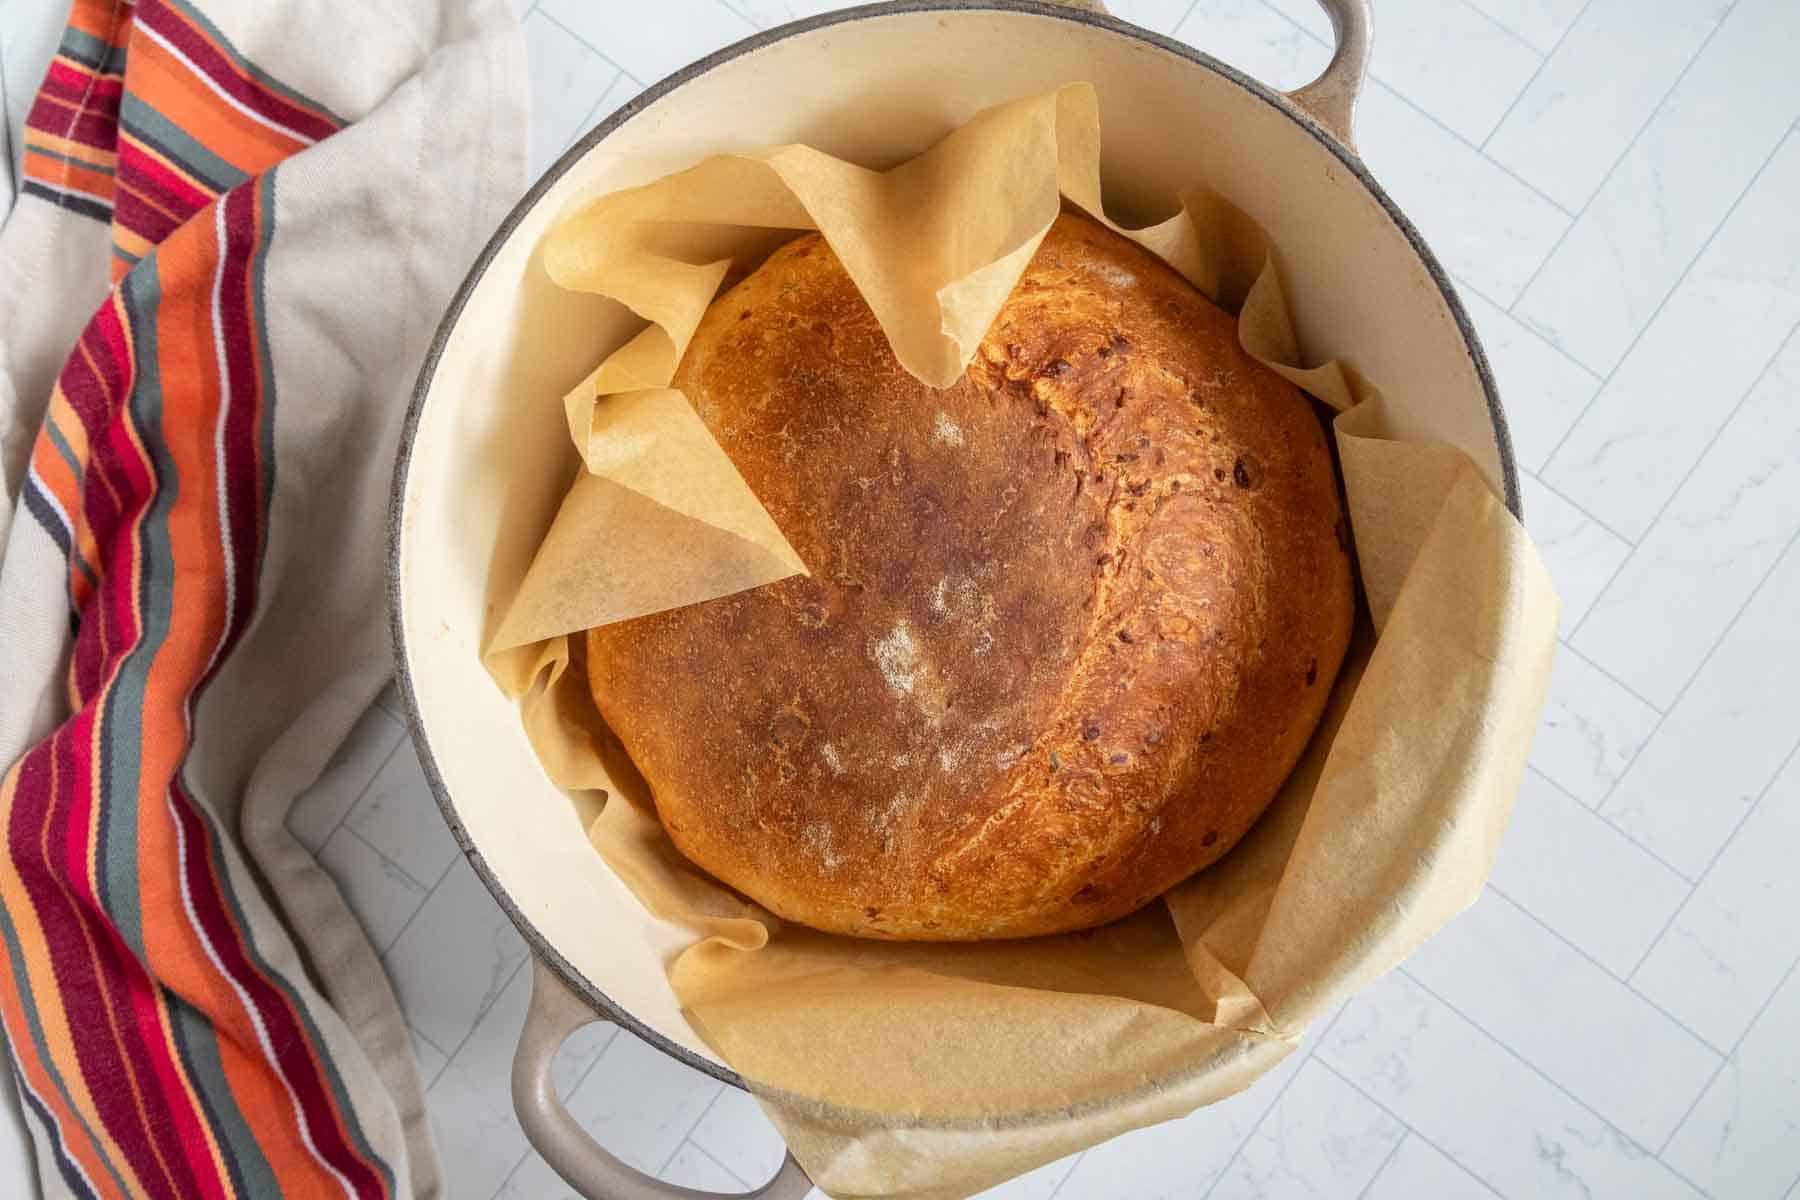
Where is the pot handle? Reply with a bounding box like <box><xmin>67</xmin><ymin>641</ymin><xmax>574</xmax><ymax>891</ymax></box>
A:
<box><xmin>513</xmin><ymin>956</ymin><xmax>814</xmax><ymax>1199</ymax></box>
<box><xmin>1052</xmin><ymin>0</ymin><xmax>1373</xmax><ymax>146</ymax></box>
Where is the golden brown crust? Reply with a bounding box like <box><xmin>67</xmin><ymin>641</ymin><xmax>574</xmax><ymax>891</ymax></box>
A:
<box><xmin>586</xmin><ymin>213</ymin><xmax>1354</xmax><ymax>940</ymax></box>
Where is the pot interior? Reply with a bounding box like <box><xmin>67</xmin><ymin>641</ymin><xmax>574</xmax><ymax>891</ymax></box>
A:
<box><xmin>395</xmin><ymin>3</ymin><xmax>1508</xmax><ymax>1075</ymax></box>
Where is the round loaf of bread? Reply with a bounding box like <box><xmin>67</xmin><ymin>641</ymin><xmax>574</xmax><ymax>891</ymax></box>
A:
<box><xmin>586</xmin><ymin>212</ymin><xmax>1354</xmax><ymax>940</ymax></box>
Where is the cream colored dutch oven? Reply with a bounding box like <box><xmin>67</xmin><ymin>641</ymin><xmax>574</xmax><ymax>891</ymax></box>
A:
<box><xmin>390</xmin><ymin>1</ymin><xmax>1520</xmax><ymax>1195</ymax></box>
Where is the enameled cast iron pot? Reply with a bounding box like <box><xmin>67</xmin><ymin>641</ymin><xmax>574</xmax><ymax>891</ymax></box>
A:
<box><xmin>390</xmin><ymin>2</ymin><xmax>1521</xmax><ymax>1195</ymax></box>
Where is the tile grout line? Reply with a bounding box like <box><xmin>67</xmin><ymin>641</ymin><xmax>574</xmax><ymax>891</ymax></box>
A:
<box><xmin>340</xmin><ymin>821</ymin><xmax>438</xmax><ymax>907</ymax></box>
<box><xmin>1534</xmin><ymin>119</ymin><xmax>1795</xmax><ymax>472</ymax></box>
<box><xmin>1450</xmin><ymin>0</ymin><xmax>1546</xmax><ymax>58</ymax></box>
<box><xmin>683</xmin><ymin>1138</ymin><xmax>754</xmax><ymax>1190</ymax></box>
<box><xmin>1189</xmin><ymin>1002</ymin><xmax>1359</xmax><ymax>1200</ymax></box>
<box><xmin>712</xmin><ymin>0</ymin><xmax>761</xmax><ymax>29</ymax></box>
<box><xmin>657</xmin><ymin>1083</ymin><xmax>729</xmax><ymax>1178</ymax></box>
<box><xmin>1481</xmin><ymin>885</ymin><xmax>1725</xmax><ymax>1059</ymax></box>
<box><xmin>1310</xmin><ymin>1057</ymin><xmax>1506</xmax><ymax>1200</ymax></box>
<box><xmin>1449</xmin><ymin>271</ymin><xmax>1604</xmax><ymax>389</ymax></box>
<box><xmin>1549</xmin><ymin>635</ymin><xmax>1666</xmax><ymax>717</ymax></box>
<box><xmin>1658</xmin><ymin>951</ymin><xmax>1800</xmax><ymax>1159</ymax></box>
<box><xmin>1351</xmin><ymin>1129</ymin><xmax>1408</xmax><ymax>1200</ymax></box>
<box><xmin>312</xmin><ymin>720</ymin><xmax>408</xmax><ymax>856</ymax></box>
<box><xmin>534</xmin><ymin>7</ymin><xmax>646</xmax><ymax>89</ymax></box>
<box><xmin>1497</xmin><ymin>0</ymin><xmax>1742</xmax><ymax>311</ymax></box>
<box><xmin>1625</xmin><ymin>730</ymin><xmax>1800</xmax><ymax>987</ymax></box>
<box><xmin>1252</xmin><ymin>0</ymin><xmax>1575</xmax><ymax>220</ymax></box>
<box><xmin>559</xmin><ymin>64</ymin><xmax>625</xmax><ymax>159</ymax></box>
<box><xmin>1520</xmin><ymin>468</ymin><xmax>1638</xmax><ymax>552</ymax></box>
<box><xmin>1523</xmin><ymin>764</ymin><xmax>1692</xmax><ymax>882</ymax></box>
<box><xmin>1475</xmin><ymin>0</ymin><xmax>1596</xmax><ymax>154</ymax></box>
<box><xmin>1392</xmin><ymin>965</ymin><xmax>1696</xmax><ymax>1165</ymax></box>
<box><xmin>1563</xmin><ymin>314</ymin><xmax>1800</xmax><ymax>648</ymax></box>
<box><xmin>1587</xmin><ymin>522</ymin><xmax>1800</xmax><ymax>843</ymax></box>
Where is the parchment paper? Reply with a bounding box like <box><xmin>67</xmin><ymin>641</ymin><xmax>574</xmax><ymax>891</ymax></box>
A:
<box><xmin>486</xmin><ymin>84</ymin><xmax>1559</xmax><ymax>1200</ymax></box>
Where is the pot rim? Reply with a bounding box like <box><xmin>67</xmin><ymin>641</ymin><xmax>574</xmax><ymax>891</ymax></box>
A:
<box><xmin>387</xmin><ymin>0</ymin><xmax>1519</xmax><ymax>1093</ymax></box>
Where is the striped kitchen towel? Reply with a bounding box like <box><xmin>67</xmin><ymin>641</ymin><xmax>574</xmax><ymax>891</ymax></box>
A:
<box><xmin>0</xmin><ymin>1</ymin><xmax>525</xmax><ymax>1196</ymax></box>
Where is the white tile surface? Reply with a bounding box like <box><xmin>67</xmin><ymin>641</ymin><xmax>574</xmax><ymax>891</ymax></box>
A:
<box><xmin>535</xmin><ymin>0</ymin><xmax>756</xmax><ymax>86</ymax></box>
<box><xmin>1528</xmin><ymin>645</ymin><xmax>1660</xmax><ymax>807</ymax></box>
<box><xmin>687</xmin><ymin>1084</ymin><xmax>787</xmax><ymax>1187</ymax></box>
<box><xmin>1400</xmin><ymin>890</ymin><xmax>1719</xmax><ymax>1148</ymax></box>
<box><xmin>1210</xmin><ymin>1058</ymin><xmax>1405</xmax><ymax>1200</ymax></box>
<box><xmin>315</xmin><ymin>825</ymin><xmax>431</xmax><ymax>953</ymax></box>
<box><xmin>1458</xmin><ymin>284</ymin><xmax>1601</xmax><ymax>472</ymax></box>
<box><xmin>1356</xmin><ymin>80</ymin><xmax>1570</xmax><ymax>305</ymax></box>
<box><xmin>523</xmin><ymin>10</ymin><xmax>621</xmax><ymax>181</ymax></box>
<box><xmin>1484</xmin><ymin>0</ymin><xmax>1730</xmax><ymax>211</ymax></box>
<box><xmin>1362</xmin><ymin>1134</ymin><xmax>1501</xmax><ymax>1200</ymax></box>
<box><xmin>1319</xmin><ymin>972</ymin><xmax>1705</xmax><ymax>1199</ymax></box>
<box><xmin>1602</xmin><ymin>537</ymin><xmax>1800</xmax><ymax>878</ymax></box>
<box><xmin>1542</xmin><ymin>127</ymin><xmax>1800</xmax><ymax>541</ymax></box>
<box><xmin>1271</xmin><ymin>0</ymin><xmax>1543</xmax><ymax>145</ymax></box>
<box><xmin>223</xmin><ymin>6</ymin><xmax>1800</xmax><ymax>1199</ymax></box>
<box><xmin>428</xmin><ymin>963</ymin><xmax>617</xmax><ymax>1200</ymax></box>
<box><xmin>1512</xmin><ymin>0</ymin><xmax>1800</xmax><ymax>375</ymax></box>
<box><xmin>345</xmin><ymin>740</ymin><xmax>462</xmax><ymax>887</ymax></box>
<box><xmin>1176</xmin><ymin>0</ymin><xmax>1329</xmax><ymax>93</ymax></box>
<box><xmin>1520</xmin><ymin>472</ymin><xmax>1630</xmax><ymax>640</ymax></box>
<box><xmin>1661</xmin><ymin>961</ymin><xmax>1800</xmax><ymax>1200</ymax></box>
<box><xmin>286</xmin><ymin>703</ymin><xmax>404</xmax><ymax>853</ymax></box>
<box><xmin>1571</xmin><ymin>328</ymin><xmax>1800</xmax><ymax>707</ymax></box>
<box><xmin>384</xmin><ymin>856</ymin><xmax>529</xmax><ymax>1053</ymax></box>
<box><xmin>500</xmin><ymin>1028</ymin><xmax>722</xmax><ymax>1192</ymax></box>
<box><xmin>1632</xmin><ymin>754</ymin><xmax>1800</xmax><ymax>1052</ymax></box>
<box><xmin>1489</xmin><ymin>769</ymin><xmax>1689</xmax><ymax>977</ymax></box>
<box><xmin>1052</xmin><ymin>1050</ymin><xmax>1309</xmax><ymax>1199</ymax></box>
<box><xmin>1462</xmin><ymin>0</ymin><xmax>1589</xmax><ymax>55</ymax></box>
<box><xmin>661</xmin><ymin>1142</ymin><xmax>744</xmax><ymax>1191</ymax></box>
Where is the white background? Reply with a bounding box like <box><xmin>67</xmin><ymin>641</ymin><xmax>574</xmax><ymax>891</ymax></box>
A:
<box><xmin>5</xmin><ymin>0</ymin><xmax>1800</xmax><ymax>1197</ymax></box>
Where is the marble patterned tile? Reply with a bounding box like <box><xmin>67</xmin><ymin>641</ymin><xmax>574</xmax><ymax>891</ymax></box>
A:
<box><xmin>1542</xmin><ymin>128</ymin><xmax>1800</xmax><ymax>541</ymax></box>
<box><xmin>1052</xmin><ymin>1050</ymin><xmax>1309</xmax><ymax>1199</ymax></box>
<box><xmin>687</xmin><ymin>1084</ymin><xmax>787</xmax><ymax>1189</ymax></box>
<box><xmin>1489</xmin><ymin>770</ymin><xmax>1689</xmax><ymax>977</ymax></box>
<box><xmin>976</xmin><ymin>1152</ymin><xmax>1084</xmax><ymax>1199</ymax></box>
<box><xmin>1318</xmin><ymin>972</ymin><xmax>1705</xmax><ymax>1199</ymax></box>
<box><xmin>536</xmin><ymin>0</ymin><xmax>756</xmax><ymax>86</ymax></box>
<box><xmin>426</xmin><ymin>962</ymin><xmax>617</xmax><ymax>1200</ymax></box>
<box><xmin>1602</xmin><ymin>538</ymin><xmax>1800</xmax><ymax>878</ymax></box>
<box><xmin>1519</xmin><ymin>473</ymin><xmax>1631</xmax><ymax>641</ymax></box>
<box><xmin>1527</xmin><ymin>645</ymin><xmax>1661</xmax><ymax>807</ymax></box>
<box><xmin>285</xmin><ymin>702</ymin><xmax>404</xmax><ymax>853</ymax></box>
<box><xmin>522</xmin><ymin>9</ymin><xmax>621</xmax><ymax>182</ymax></box>
<box><xmin>1362</xmin><ymin>1134</ymin><xmax>1502</xmax><ymax>1200</ymax></box>
<box><xmin>1457</xmin><ymin>285</ymin><xmax>1601</xmax><ymax>473</ymax></box>
<box><xmin>1632</xmin><ymin>753</ymin><xmax>1800</xmax><ymax>1052</ymax></box>
<box><xmin>1511</xmin><ymin>0</ymin><xmax>1800</xmax><ymax>376</ymax></box>
<box><xmin>1176</xmin><ymin>0</ymin><xmax>1329</xmax><ymax>93</ymax></box>
<box><xmin>384</xmin><ymin>857</ymin><xmax>529</xmax><ymax>1053</ymax></box>
<box><xmin>1485</xmin><ymin>0</ymin><xmax>1730</xmax><ymax>211</ymax></box>
<box><xmin>1571</xmin><ymin>328</ymin><xmax>1800</xmax><ymax>708</ymax></box>
<box><xmin>1266</xmin><ymin>0</ymin><xmax>1543</xmax><ymax>145</ymax></box>
<box><xmin>1661</xmin><ymin>962</ymin><xmax>1800</xmax><ymax>1200</ymax></box>
<box><xmin>315</xmin><ymin>825</ymin><xmax>431</xmax><ymax>954</ymax></box>
<box><xmin>661</xmin><ymin>1141</ymin><xmax>744</xmax><ymax>1191</ymax></box>
<box><xmin>1210</xmin><ymin>1058</ymin><xmax>1406</xmax><ymax>1200</ymax></box>
<box><xmin>498</xmin><ymin>1028</ymin><xmax>723</xmax><ymax>1192</ymax></box>
<box><xmin>1354</xmin><ymin>79</ymin><xmax>1570</xmax><ymax>306</ymax></box>
<box><xmin>564</xmin><ymin>65</ymin><xmax>642</xmax><ymax>157</ymax></box>
<box><xmin>1399</xmin><ymin>891</ymin><xmax>1719</xmax><ymax>1148</ymax></box>
<box><xmin>1461</xmin><ymin>0</ymin><xmax>1589</xmax><ymax>54</ymax></box>
<box><xmin>345</xmin><ymin>740</ymin><xmax>462</xmax><ymax>887</ymax></box>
